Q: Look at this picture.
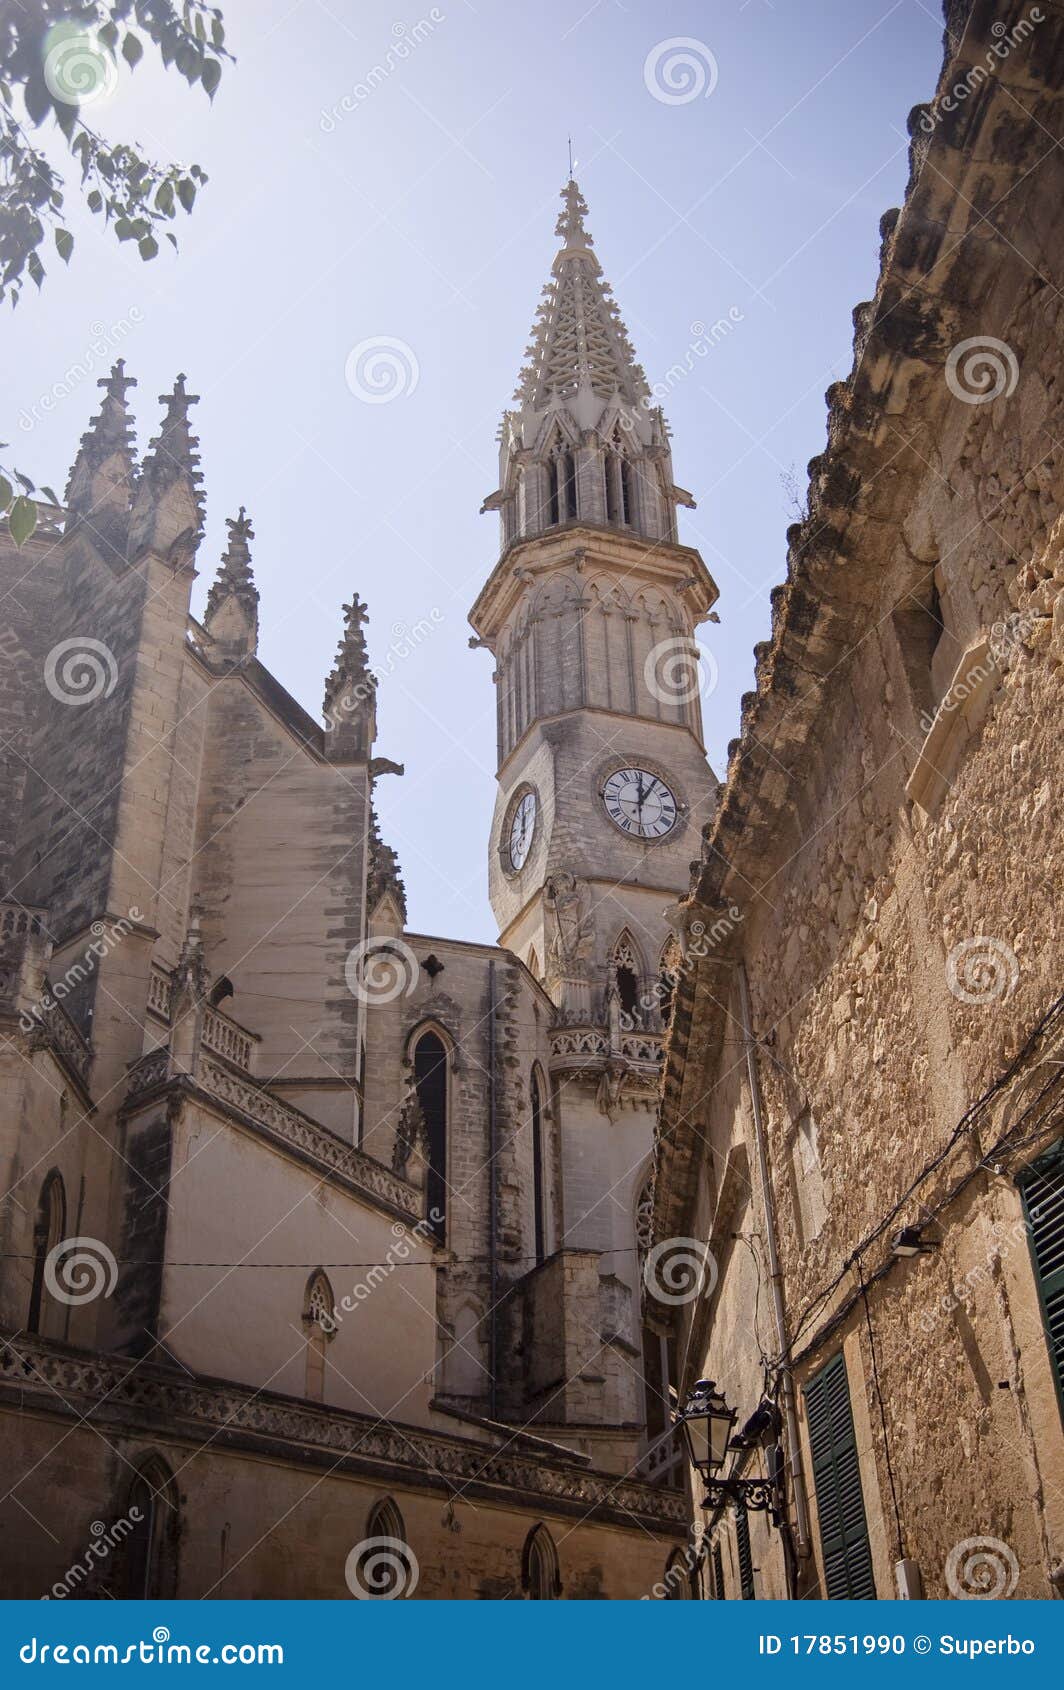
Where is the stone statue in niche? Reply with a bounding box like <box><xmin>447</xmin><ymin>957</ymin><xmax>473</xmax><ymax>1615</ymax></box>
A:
<box><xmin>596</xmin><ymin>1057</ymin><xmax>626</xmax><ymax>1120</ymax></box>
<box><xmin>544</xmin><ymin>871</ymin><xmax>593</xmax><ymax>975</ymax></box>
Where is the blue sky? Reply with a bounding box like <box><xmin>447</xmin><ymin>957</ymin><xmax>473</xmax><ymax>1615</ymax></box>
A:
<box><xmin>8</xmin><ymin>0</ymin><xmax>943</xmax><ymax>942</ymax></box>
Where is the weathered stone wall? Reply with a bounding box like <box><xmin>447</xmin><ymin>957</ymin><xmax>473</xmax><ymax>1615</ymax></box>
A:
<box><xmin>655</xmin><ymin>0</ymin><xmax>1064</xmax><ymax>1603</ymax></box>
<box><xmin>0</xmin><ymin>1405</ymin><xmax>681</xmax><ymax>1600</ymax></box>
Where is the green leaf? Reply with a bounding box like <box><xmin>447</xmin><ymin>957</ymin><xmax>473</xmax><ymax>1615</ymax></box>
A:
<box><xmin>176</xmin><ymin>177</ymin><xmax>196</xmax><ymax>212</ymax></box>
<box><xmin>87</xmin><ymin>189</ymin><xmax>103</xmax><ymax>212</ymax></box>
<box><xmin>201</xmin><ymin>58</ymin><xmax>221</xmax><ymax>98</ymax></box>
<box><xmin>55</xmin><ymin>228</ymin><xmax>74</xmax><ymax>263</ymax></box>
<box><xmin>165</xmin><ymin>231</ymin><xmax>178</xmax><ymax>248</ymax></box>
<box><xmin>14</xmin><ymin>471</ymin><xmax>35</xmax><ymax>493</ymax></box>
<box><xmin>8</xmin><ymin>496</ymin><xmax>37</xmax><ymax>548</ymax></box>
<box><xmin>122</xmin><ymin>32</ymin><xmax>144</xmax><ymax>68</ymax></box>
<box><xmin>0</xmin><ymin>475</ymin><xmax>12</xmax><ymax>512</ymax></box>
<box><xmin>138</xmin><ymin>234</ymin><xmax>159</xmax><ymax>260</ymax></box>
<box><xmin>114</xmin><ymin>217</ymin><xmax>134</xmax><ymax>240</ymax></box>
<box><xmin>40</xmin><ymin>486</ymin><xmax>59</xmax><ymax>505</ymax></box>
<box><xmin>27</xmin><ymin>252</ymin><xmax>44</xmax><ymax>288</ymax></box>
<box><xmin>154</xmin><ymin>180</ymin><xmax>174</xmax><ymax>215</ymax></box>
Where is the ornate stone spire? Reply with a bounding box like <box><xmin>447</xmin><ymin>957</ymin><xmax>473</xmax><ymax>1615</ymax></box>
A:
<box><xmin>514</xmin><ymin>178</ymin><xmax>650</xmax><ymax>411</ymax></box>
<box><xmin>127</xmin><ymin>373</ymin><xmax>205</xmax><ymax>571</ymax></box>
<box><xmin>323</xmin><ymin>595</ymin><xmax>376</xmax><ymax>753</ymax></box>
<box><xmin>63</xmin><ymin>359</ymin><xmax>138</xmax><ymax>567</ymax></box>
<box><xmin>482</xmin><ymin>180</ymin><xmax>688</xmax><ymax>551</ymax></box>
<box><xmin>204</xmin><ymin>506</ymin><xmax>259</xmax><ymax>656</ymax></box>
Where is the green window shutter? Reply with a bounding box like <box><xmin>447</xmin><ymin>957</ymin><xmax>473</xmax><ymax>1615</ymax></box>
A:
<box><xmin>804</xmin><ymin>1353</ymin><xmax>876</xmax><ymax>1599</ymax></box>
<box><xmin>712</xmin><ymin>1541</ymin><xmax>725</xmax><ymax>1600</ymax></box>
<box><xmin>1019</xmin><ymin>1139</ymin><xmax>1064</xmax><ymax>1420</ymax></box>
<box><xmin>735</xmin><ymin>1505</ymin><xmax>755</xmax><ymax>1599</ymax></box>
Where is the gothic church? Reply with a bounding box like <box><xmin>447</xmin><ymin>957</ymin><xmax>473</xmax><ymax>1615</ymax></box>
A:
<box><xmin>0</xmin><ymin>181</ymin><xmax>716</xmax><ymax>1598</ymax></box>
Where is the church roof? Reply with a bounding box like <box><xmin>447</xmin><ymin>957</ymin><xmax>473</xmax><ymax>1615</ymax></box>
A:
<box><xmin>514</xmin><ymin>179</ymin><xmax>651</xmax><ymax>410</ymax></box>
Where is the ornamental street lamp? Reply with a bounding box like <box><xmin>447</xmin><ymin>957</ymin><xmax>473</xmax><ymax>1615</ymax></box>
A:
<box><xmin>677</xmin><ymin>1380</ymin><xmax>782</xmax><ymax>1519</ymax></box>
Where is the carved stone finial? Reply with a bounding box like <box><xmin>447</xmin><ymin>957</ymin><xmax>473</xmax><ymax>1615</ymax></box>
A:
<box><xmin>205</xmin><ymin>506</ymin><xmax>259</xmax><ymax>634</ymax></box>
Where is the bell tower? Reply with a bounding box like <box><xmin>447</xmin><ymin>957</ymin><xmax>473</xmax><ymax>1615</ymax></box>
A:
<box><xmin>471</xmin><ymin>178</ymin><xmax>719</xmax><ymax>1030</ymax></box>
<box><xmin>470</xmin><ymin>181</ymin><xmax>719</xmax><ymax>1464</ymax></box>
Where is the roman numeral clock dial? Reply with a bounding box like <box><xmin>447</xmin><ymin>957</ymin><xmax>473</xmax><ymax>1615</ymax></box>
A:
<box><xmin>507</xmin><ymin>789</ymin><xmax>537</xmax><ymax>871</ymax></box>
<box><xmin>601</xmin><ymin>768</ymin><xmax>678</xmax><ymax>840</ymax></box>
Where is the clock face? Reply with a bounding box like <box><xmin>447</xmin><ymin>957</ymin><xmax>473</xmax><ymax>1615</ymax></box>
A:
<box><xmin>602</xmin><ymin>767</ymin><xmax>678</xmax><ymax>839</ymax></box>
<box><xmin>508</xmin><ymin>790</ymin><xmax>537</xmax><ymax>870</ymax></box>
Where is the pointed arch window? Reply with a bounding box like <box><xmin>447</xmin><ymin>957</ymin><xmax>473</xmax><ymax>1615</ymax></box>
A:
<box><xmin>620</xmin><ymin>456</ymin><xmax>634</xmax><ymax>526</ymax></box>
<box><xmin>351</xmin><ymin>1498</ymin><xmax>417</xmax><ymax>1598</ymax></box>
<box><xmin>522</xmin><ymin>1524</ymin><xmax>561</xmax><ymax>1599</ymax></box>
<box><xmin>27</xmin><ymin>1170</ymin><xmax>66</xmax><ymax>1336</ymax></box>
<box><xmin>547</xmin><ymin>442</ymin><xmax>577</xmax><ymax>526</ymax></box>
<box><xmin>303</xmin><ymin>1270</ymin><xmax>336</xmax><ymax>1401</ymax></box>
<box><xmin>122</xmin><ymin>1456</ymin><xmax>180</xmax><ymax>1598</ymax></box>
<box><xmin>663</xmin><ymin>1549</ymin><xmax>693</xmax><ymax>1597</ymax></box>
<box><xmin>612</xmin><ymin>932</ymin><xmax>642</xmax><ymax>1024</ymax></box>
<box><xmin>413</xmin><ymin>1030</ymin><xmax>448</xmax><ymax>1241</ymax></box>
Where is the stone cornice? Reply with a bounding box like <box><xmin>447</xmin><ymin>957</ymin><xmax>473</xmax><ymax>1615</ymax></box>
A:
<box><xmin>122</xmin><ymin>1052</ymin><xmax>420</xmax><ymax>1225</ymax></box>
<box><xmin>469</xmin><ymin>523</ymin><xmax>717</xmax><ymax>646</ymax></box>
<box><xmin>0</xmin><ymin>1334</ymin><xmax>688</xmax><ymax>1536</ymax></box>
